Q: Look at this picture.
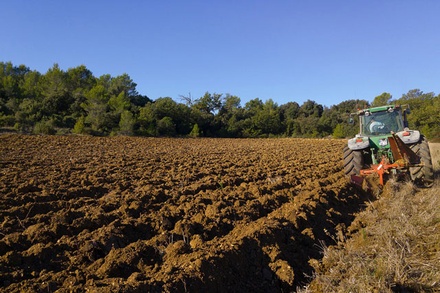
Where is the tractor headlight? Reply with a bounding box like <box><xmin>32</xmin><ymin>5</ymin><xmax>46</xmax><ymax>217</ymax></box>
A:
<box><xmin>379</xmin><ymin>138</ymin><xmax>388</xmax><ymax>147</ymax></box>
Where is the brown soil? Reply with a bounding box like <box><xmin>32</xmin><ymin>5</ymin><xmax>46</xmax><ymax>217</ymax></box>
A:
<box><xmin>0</xmin><ymin>134</ymin><xmax>371</xmax><ymax>292</ymax></box>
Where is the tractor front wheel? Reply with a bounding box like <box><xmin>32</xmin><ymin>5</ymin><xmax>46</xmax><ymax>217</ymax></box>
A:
<box><xmin>409</xmin><ymin>136</ymin><xmax>434</xmax><ymax>188</ymax></box>
<box><xmin>343</xmin><ymin>146</ymin><xmax>364</xmax><ymax>178</ymax></box>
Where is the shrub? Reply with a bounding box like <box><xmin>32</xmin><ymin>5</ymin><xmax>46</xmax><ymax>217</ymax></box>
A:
<box><xmin>189</xmin><ymin>123</ymin><xmax>200</xmax><ymax>137</ymax></box>
<box><xmin>73</xmin><ymin>116</ymin><xmax>86</xmax><ymax>134</ymax></box>
<box><xmin>0</xmin><ymin>114</ymin><xmax>15</xmax><ymax>127</ymax></box>
<box><xmin>33</xmin><ymin>119</ymin><xmax>56</xmax><ymax>135</ymax></box>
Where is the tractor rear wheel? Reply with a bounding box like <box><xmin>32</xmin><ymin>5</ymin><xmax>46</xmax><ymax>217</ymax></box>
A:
<box><xmin>343</xmin><ymin>146</ymin><xmax>364</xmax><ymax>177</ymax></box>
<box><xmin>409</xmin><ymin>136</ymin><xmax>434</xmax><ymax>188</ymax></box>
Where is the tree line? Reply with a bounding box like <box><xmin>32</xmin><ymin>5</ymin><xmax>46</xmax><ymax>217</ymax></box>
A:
<box><xmin>1</xmin><ymin>62</ymin><xmax>439</xmax><ymax>139</ymax></box>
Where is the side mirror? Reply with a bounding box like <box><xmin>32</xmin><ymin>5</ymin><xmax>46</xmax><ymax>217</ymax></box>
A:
<box><xmin>348</xmin><ymin>117</ymin><xmax>355</xmax><ymax>125</ymax></box>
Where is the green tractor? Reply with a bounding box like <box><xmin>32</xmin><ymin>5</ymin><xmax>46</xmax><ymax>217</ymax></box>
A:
<box><xmin>343</xmin><ymin>104</ymin><xmax>434</xmax><ymax>188</ymax></box>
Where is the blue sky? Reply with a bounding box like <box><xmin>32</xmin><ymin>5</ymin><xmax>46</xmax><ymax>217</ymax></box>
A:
<box><xmin>2</xmin><ymin>1</ymin><xmax>439</xmax><ymax>107</ymax></box>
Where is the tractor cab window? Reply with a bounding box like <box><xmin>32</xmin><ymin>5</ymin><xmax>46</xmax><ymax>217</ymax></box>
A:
<box><xmin>361</xmin><ymin>110</ymin><xmax>404</xmax><ymax>135</ymax></box>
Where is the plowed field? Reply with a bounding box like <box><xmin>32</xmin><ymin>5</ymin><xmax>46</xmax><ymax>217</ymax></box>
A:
<box><xmin>0</xmin><ymin>134</ymin><xmax>370</xmax><ymax>292</ymax></box>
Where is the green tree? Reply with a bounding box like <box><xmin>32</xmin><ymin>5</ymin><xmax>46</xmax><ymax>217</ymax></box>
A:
<box><xmin>254</xmin><ymin>99</ymin><xmax>282</xmax><ymax>136</ymax></box>
<box><xmin>332</xmin><ymin>124</ymin><xmax>344</xmax><ymax>138</ymax></box>
<box><xmin>157</xmin><ymin>116</ymin><xmax>176</xmax><ymax>136</ymax></box>
<box><xmin>108</xmin><ymin>92</ymin><xmax>131</xmax><ymax>114</ymax></box>
<box><xmin>118</xmin><ymin>110</ymin><xmax>135</xmax><ymax>135</ymax></box>
<box><xmin>398</xmin><ymin>88</ymin><xmax>425</xmax><ymax>101</ymax></box>
<box><xmin>194</xmin><ymin>92</ymin><xmax>222</xmax><ymax>114</ymax></box>
<box><xmin>292</xmin><ymin>100</ymin><xmax>324</xmax><ymax>137</ymax></box>
<box><xmin>326</xmin><ymin>99</ymin><xmax>369</xmax><ymax>137</ymax></box>
<box><xmin>107</xmin><ymin>80</ymin><xmax>135</xmax><ymax>134</ymax></box>
<box><xmin>66</xmin><ymin>65</ymin><xmax>96</xmax><ymax>118</ymax></box>
<box><xmin>82</xmin><ymin>84</ymin><xmax>111</xmax><ymax>134</ymax></box>
<box><xmin>14</xmin><ymin>98</ymin><xmax>39</xmax><ymax>132</ymax></box>
<box><xmin>109</xmin><ymin>73</ymin><xmax>138</xmax><ymax>101</ymax></box>
<box><xmin>20</xmin><ymin>70</ymin><xmax>42</xmax><ymax>101</ymax></box>
<box><xmin>136</xmin><ymin>97</ymin><xmax>192</xmax><ymax>136</ymax></box>
<box><xmin>217</xmin><ymin>94</ymin><xmax>242</xmax><ymax>137</ymax></box>
<box><xmin>1</xmin><ymin>62</ymin><xmax>27</xmax><ymax>102</ymax></box>
<box><xmin>154</xmin><ymin>97</ymin><xmax>178</xmax><ymax>119</ymax></box>
<box><xmin>40</xmin><ymin>64</ymin><xmax>71</xmax><ymax>118</ymax></box>
<box><xmin>371</xmin><ymin>92</ymin><xmax>392</xmax><ymax>107</ymax></box>
<box><xmin>299</xmin><ymin>100</ymin><xmax>323</xmax><ymax>118</ymax></box>
<box><xmin>138</xmin><ymin>102</ymin><xmax>156</xmax><ymax>136</ymax></box>
<box><xmin>191</xmin><ymin>92</ymin><xmax>223</xmax><ymax>136</ymax></box>
<box><xmin>294</xmin><ymin>115</ymin><xmax>320</xmax><ymax>137</ymax></box>
<box><xmin>395</xmin><ymin>89</ymin><xmax>440</xmax><ymax>139</ymax></box>
<box><xmin>175</xmin><ymin>103</ymin><xmax>192</xmax><ymax>135</ymax></box>
<box><xmin>241</xmin><ymin>98</ymin><xmax>263</xmax><ymax>137</ymax></box>
<box><xmin>280</xmin><ymin>101</ymin><xmax>300</xmax><ymax>136</ymax></box>
<box><xmin>317</xmin><ymin>107</ymin><xmax>335</xmax><ymax>137</ymax></box>
<box><xmin>1</xmin><ymin>62</ymin><xmax>32</xmax><ymax>122</ymax></box>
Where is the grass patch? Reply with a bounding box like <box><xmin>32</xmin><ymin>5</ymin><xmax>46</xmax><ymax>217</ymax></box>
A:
<box><xmin>429</xmin><ymin>143</ymin><xmax>440</xmax><ymax>172</ymax></box>
<box><xmin>301</xmin><ymin>178</ymin><xmax>440</xmax><ymax>292</ymax></box>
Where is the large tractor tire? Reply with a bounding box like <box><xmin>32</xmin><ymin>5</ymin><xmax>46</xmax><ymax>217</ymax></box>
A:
<box><xmin>409</xmin><ymin>136</ymin><xmax>434</xmax><ymax>188</ymax></box>
<box><xmin>343</xmin><ymin>145</ymin><xmax>364</xmax><ymax>177</ymax></box>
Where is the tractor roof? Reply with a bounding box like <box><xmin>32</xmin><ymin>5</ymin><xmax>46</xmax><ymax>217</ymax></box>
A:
<box><xmin>357</xmin><ymin>104</ymin><xmax>401</xmax><ymax>115</ymax></box>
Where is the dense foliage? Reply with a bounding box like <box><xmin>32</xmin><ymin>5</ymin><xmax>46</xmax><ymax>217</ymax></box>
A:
<box><xmin>1</xmin><ymin>62</ymin><xmax>439</xmax><ymax>138</ymax></box>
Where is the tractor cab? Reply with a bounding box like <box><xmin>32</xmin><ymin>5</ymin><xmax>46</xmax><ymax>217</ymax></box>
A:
<box><xmin>359</xmin><ymin>105</ymin><xmax>406</xmax><ymax>136</ymax></box>
<box><xmin>356</xmin><ymin>105</ymin><xmax>411</xmax><ymax>136</ymax></box>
